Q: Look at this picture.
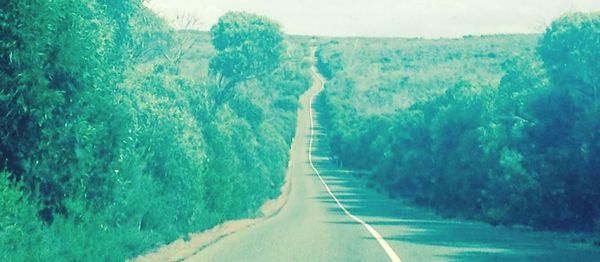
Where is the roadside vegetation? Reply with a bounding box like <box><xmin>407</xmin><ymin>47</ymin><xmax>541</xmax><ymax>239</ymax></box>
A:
<box><xmin>0</xmin><ymin>1</ymin><xmax>310</xmax><ymax>261</ymax></box>
<box><xmin>317</xmin><ymin>12</ymin><xmax>600</xmax><ymax>236</ymax></box>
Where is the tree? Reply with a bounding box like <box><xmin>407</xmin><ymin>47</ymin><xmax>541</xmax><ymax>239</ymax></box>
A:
<box><xmin>538</xmin><ymin>12</ymin><xmax>600</xmax><ymax>106</ymax></box>
<box><xmin>538</xmin><ymin>12</ymin><xmax>600</xmax><ymax>229</ymax></box>
<box><xmin>209</xmin><ymin>12</ymin><xmax>285</xmax><ymax>110</ymax></box>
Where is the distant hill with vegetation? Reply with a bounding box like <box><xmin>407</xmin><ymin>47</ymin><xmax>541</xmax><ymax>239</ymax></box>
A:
<box><xmin>316</xmin><ymin>34</ymin><xmax>538</xmax><ymax>114</ymax></box>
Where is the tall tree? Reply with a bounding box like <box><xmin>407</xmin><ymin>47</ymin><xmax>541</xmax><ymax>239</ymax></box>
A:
<box><xmin>209</xmin><ymin>11</ymin><xmax>285</xmax><ymax>110</ymax></box>
<box><xmin>538</xmin><ymin>12</ymin><xmax>600</xmax><ymax>106</ymax></box>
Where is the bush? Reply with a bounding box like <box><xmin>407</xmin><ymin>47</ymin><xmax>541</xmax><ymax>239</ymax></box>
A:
<box><xmin>0</xmin><ymin>171</ymin><xmax>52</xmax><ymax>261</ymax></box>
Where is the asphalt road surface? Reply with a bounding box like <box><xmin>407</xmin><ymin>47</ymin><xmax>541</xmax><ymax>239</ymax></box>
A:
<box><xmin>188</xmin><ymin>53</ymin><xmax>600</xmax><ymax>262</ymax></box>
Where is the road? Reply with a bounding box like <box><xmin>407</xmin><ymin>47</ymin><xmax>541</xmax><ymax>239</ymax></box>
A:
<box><xmin>188</xmin><ymin>51</ymin><xmax>600</xmax><ymax>261</ymax></box>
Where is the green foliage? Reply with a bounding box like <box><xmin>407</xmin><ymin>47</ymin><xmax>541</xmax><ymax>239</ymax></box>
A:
<box><xmin>318</xmin><ymin>13</ymin><xmax>600</xmax><ymax>231</ymax></box>
<box><xmin>209</xmin><ymin>12</ymin><xmax>284</xmax><ymax>84</ymax></box>
<box><xmin>315</xmin><ymin>47</ymin><xmax>343</xmax><ymax>79</ymax></box>
<box><xmin>1</xmin><ymin>2</ymin><xmax>310</xmax><ymax>261</ymax></box>
<box><xmin>316</xmin><ymin>35</ymin><xmax>537</xmax><ymax>115</ymax></box>
<box><xmin>0</xmin><ymin>171</ymin><xmax>51</xmax><ymax>261</ymax></box>
<box><xmin>539</xmin><ymin>12</ymin><xmax>600</xmax><ymax>101</ymax></box>
<box><xmin>0</xmin><ymin>0</ymin><xmax>139</xmax><ymax>222</ymax></box>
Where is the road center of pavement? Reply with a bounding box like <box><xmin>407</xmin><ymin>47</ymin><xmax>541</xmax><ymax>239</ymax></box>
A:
<box><xmin>307</xmin><ymin>63</ymin><xmax>402</xmax><ymax>262</ymax></box>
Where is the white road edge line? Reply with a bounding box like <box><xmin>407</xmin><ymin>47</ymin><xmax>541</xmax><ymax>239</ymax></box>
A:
<box><xmin>307</xmin><ymin>66</ymin><xmax>402</xmax><ymax>262</ymax></box>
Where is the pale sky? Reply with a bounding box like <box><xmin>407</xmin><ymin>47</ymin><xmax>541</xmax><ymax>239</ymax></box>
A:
<box><xmin>145</xmin><ymin>0</ymin><xmax>600</xmax><ymax>38</ymax></box>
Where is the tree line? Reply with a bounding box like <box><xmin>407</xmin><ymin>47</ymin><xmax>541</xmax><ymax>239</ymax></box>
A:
<box><xmin>0</xmin><ymin>1</ymin><xmax>310</xmax><ymax>260</ymax></box>
<box><xmin>318</xmin><ymin>13</ymin><xmax>600</xmax><ymax>235</ymax></box>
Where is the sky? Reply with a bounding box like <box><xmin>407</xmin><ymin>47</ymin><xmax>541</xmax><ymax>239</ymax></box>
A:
<box><xmin>145</xmin><ymin>0</ymin><xmax>600</xmax><ymax>38</ymax></box>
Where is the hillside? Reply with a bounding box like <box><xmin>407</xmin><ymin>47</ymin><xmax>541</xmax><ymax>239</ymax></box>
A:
<box><xmin>316</xmin><ymin>35</ymin><xmax>538</xmax><ymax>115</ymax></box>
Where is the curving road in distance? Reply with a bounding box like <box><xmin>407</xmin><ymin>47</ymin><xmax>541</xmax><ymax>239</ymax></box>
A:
<box><xmin>187</xmin><ymin>48</ymin><xmax>600</xmax><ymax>262</ymax></box>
